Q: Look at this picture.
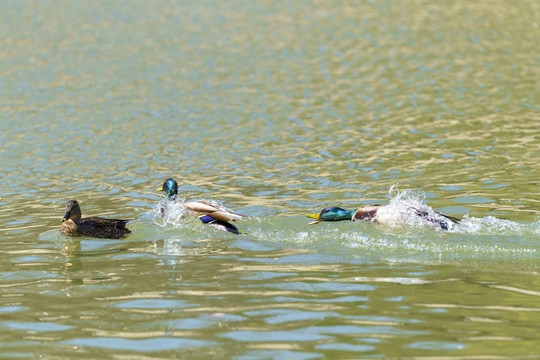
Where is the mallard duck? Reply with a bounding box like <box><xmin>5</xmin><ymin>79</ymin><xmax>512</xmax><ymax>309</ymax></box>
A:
<box><xmin>60</xmin><ymin>200</ymin><xmax>131</xmax><ymax>239</ymax></box>
<box><xmin>156</xmin><ymin>178</ymin><xmax>245</xmax><ymax>235</ymax></box>
<box><xmin>306</xmin><ymin>204</ymin><xmax>460</xmax><ymax>231</ymax></box>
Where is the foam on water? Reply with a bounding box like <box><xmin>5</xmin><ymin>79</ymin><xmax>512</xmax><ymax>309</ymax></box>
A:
<box><xmin>458</xmin><ymin>215</ymin><xmax>540</xmax><ymax>237</ymax></box>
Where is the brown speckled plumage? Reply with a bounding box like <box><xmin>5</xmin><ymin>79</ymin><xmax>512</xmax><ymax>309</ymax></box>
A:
<box><xmin>60</xmin><ymin>200</ymin><xmax>131</xmax><ymax>239</ymax></box>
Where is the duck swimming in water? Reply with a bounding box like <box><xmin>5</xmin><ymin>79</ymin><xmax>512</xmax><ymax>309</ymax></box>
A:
<box><xmin>156</xmin><ymin>178</ymin><xmax>245</xmax><ymax>235</ymax></box>
<box><xmin>60</xmin><ymin>200</ymin><xmax>131</xmax><ymax>239</ymax></box>
<box><xmin>306</xmin><ymin>204</ymin><xmax>460</xmax><ymax>231</ymax></box>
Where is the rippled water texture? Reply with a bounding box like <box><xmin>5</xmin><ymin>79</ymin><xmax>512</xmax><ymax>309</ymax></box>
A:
<box><xmin>1</xmin><ymin>1</ymin><xmax>539</xmax><ymax>358</ymax></box>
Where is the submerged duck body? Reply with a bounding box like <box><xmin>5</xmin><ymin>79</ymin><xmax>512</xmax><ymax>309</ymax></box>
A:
<box><xmin>307</xmin><ymin>204</ymin><xmax>460</xmax><ymax>231</ymax></box>
<box><xmin>156</xmin><ymin>179</ymin><xmax>245</xmax><ymax>235</ymax></box>
<box><xmin>60</xmin><ymin>200</ymin><xmax>131</xmax><ymax>239</ymax></box>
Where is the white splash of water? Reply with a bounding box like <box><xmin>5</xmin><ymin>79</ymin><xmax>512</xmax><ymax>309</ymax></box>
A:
<box><xmin>458</xmin><ymin>215</ymin><xmax>540</xmax><ymax>237</ymax></box>
<box><xmin>380</xmin><ymin>186</ymin><xmax>539</xmax><ymax>236</ymax></box>
<box><xmin>335</xmin><ymin>186</ymin><xmax>538</xmax><ymax>262</ymax></box>
<box><xmin>152</xmin><ymin>197</ymin><xmax>190</xmax><ymax>228</ymax></box>
<box><xmin>151</xmin><ymin>236</ymin><xmax>187</xmax><ymax>257</ymax></box>
<box><xmin>375</xmin><ymin>185</ymin><xmax>458</xmax><ymax>231</ymax></box>
<box><xmin>152</xmin><ymin>197</ymin><xmax>237</xmax><ymax>229</ymax></box>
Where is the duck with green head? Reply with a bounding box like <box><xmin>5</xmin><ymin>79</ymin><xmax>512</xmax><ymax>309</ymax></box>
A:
<box><xmin>306</xmin><ymin>207</ymin><xmax>360</xmax><ymax>224</ymax></box>
<box><xmin>307</xmin><ymin>204</ymin><xmax>460</xmax><ymax>231</ymax></box>
<box><xmin>156</xmin><ymin>178</ymin><xmax>179</xmax><ymax>200</ymax></box>
<box><xmin>156</xmin><ymin>178</ymin><xmax>246</xmax><ymax>235</ymax></box>
<box><xmin>60</xmin><ymin>200</ymin><xmax>131</xmax><ymax>239</ymax></box>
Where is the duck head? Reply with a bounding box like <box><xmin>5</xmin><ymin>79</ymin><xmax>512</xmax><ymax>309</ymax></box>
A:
<box><xmin>62</xmin><ymin>200</ymin><xmax>82</xmax><ymax>223</ymax></box>
<box><xmin>306</xmin><ymin>207</ymin><xmax>356</xmax><ymax>224</ymax></box>
<box><xmin>156</xmin><ymin>178</ymin><xmax>179</xmax><ymax>199</ymax></box>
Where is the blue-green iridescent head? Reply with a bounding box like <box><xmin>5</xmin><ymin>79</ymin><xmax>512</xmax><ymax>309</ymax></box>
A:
<box><xmin>156</xmin><ymin>178</ymin><xmax>179</xmax><ymax>199</ymax></box>
<box><xmin>306</xmin><ymin>207</ymin><xmax>356</xmax><ymax>224</ymax></box>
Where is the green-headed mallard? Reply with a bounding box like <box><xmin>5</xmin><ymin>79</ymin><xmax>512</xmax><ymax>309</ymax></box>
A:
<box><xmin>60</xmin><ymin>200</ymin><xmax>131</xmax><ymax>239</ymax></box>
<box><xmin>156</xmin><ymin>178</ymin><xmax>245</xmax><ymax>235</ymax></box>
<box><xmin>306</xmin><ymin>204</ymin><xmax>460</xmax><ymax>231</ymax></box>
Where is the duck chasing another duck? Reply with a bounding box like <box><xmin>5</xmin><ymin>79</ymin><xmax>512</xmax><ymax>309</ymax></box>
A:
<box><xmin>306</xmin><ymin>204</ymin><xmax>460</xmax><ymax>231</ymax></box>
<box><xmin>156</xmin><ymin>178</ymin><xmax>246</xmax><ymax>235</ymax></box>
<box><xmin>60</xmin><ymin>200</ymin><xmax>131</xmax><ymax>239</ymax></box>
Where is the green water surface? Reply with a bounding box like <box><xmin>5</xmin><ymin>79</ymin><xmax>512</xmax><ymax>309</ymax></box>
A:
<box><xmin>1</xmin><ymin>1</ymin><xmax>539</xmax><ymax>358</ymax></box>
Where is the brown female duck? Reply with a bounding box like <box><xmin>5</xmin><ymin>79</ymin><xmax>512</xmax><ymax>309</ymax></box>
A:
<box><xmin>60</xmin><ymin>200</ymin><xmax>131</xmax><ymax>239</ymax></box>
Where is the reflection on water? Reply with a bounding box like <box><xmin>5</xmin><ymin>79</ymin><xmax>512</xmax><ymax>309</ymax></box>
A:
<box><xmin>1</xmin><ymin>0</ymin><xmax>539</xmax><ymax>358</ymax></box>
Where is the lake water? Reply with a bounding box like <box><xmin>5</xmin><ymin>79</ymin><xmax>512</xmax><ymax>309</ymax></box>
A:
<box><xmin>1</xmin><ymin>1</ymin><xmax>539</xmax><ymax>358</ymax></box>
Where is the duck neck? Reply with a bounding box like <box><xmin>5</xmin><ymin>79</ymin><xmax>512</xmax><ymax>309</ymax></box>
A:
<box><xmin>338</xmin><ymin>209</ymin><xmax>357</xmax><ymax>221</ymax></box>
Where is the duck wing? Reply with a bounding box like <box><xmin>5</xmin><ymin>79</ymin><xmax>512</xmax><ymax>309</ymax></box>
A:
<box><xmin>434</xmin><ymin>211</ymin><xmax>460</xmax><ymax>224</ymax></box>
<box><xmin>183</xmin><ymin>201</ymin><xmax>245</xmax><ymax>222</ymax></box>
<box><xmin>83</xmin><ymin>217</ymin><xmax>131</xmax><ymax>229</ymax></box>
<box><xmin>199</xmin><ymin>215</ymin><xmax>241</xmax><ymax>234</ymax></box>
<box><xmin>79</xmin><ymin>217</ymin><xmax>131</xmax><ymax>239</ymax></box>
<box><xmin>412</xmin><ymin>209</ymin><xmax>460</xmax><ymax>230</ymax></box>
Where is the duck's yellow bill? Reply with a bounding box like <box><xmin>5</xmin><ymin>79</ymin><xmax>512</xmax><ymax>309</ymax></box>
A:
<box><xmin>156</xmin><ymin>186</ymin><xmax>163</xmax><ymax>191</ymax></box>
<box><xmin>306</xmin><ymin>213</ymin><xmax>322</xmax><ymax>225</ymax></box>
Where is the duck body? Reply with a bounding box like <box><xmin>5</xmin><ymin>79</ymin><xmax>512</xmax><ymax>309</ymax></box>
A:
<box><xmin>183</xmin><ymin>200</ymin><xmax>244</xmax><ymax>235</ymax></box>
<box><xmin>60</xmin><ymin>200</ymin><xmax>131</xmax><ymax>239</ymax></box>
<box><xmin>307</xmin><ymin>204</ymin><xmax>460</xmax><ymax>231</ymax></box>
<box><xmin>156</xmin><ymin>179</ymin><xmax>245</xmax><ymax>235</ymax></box>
